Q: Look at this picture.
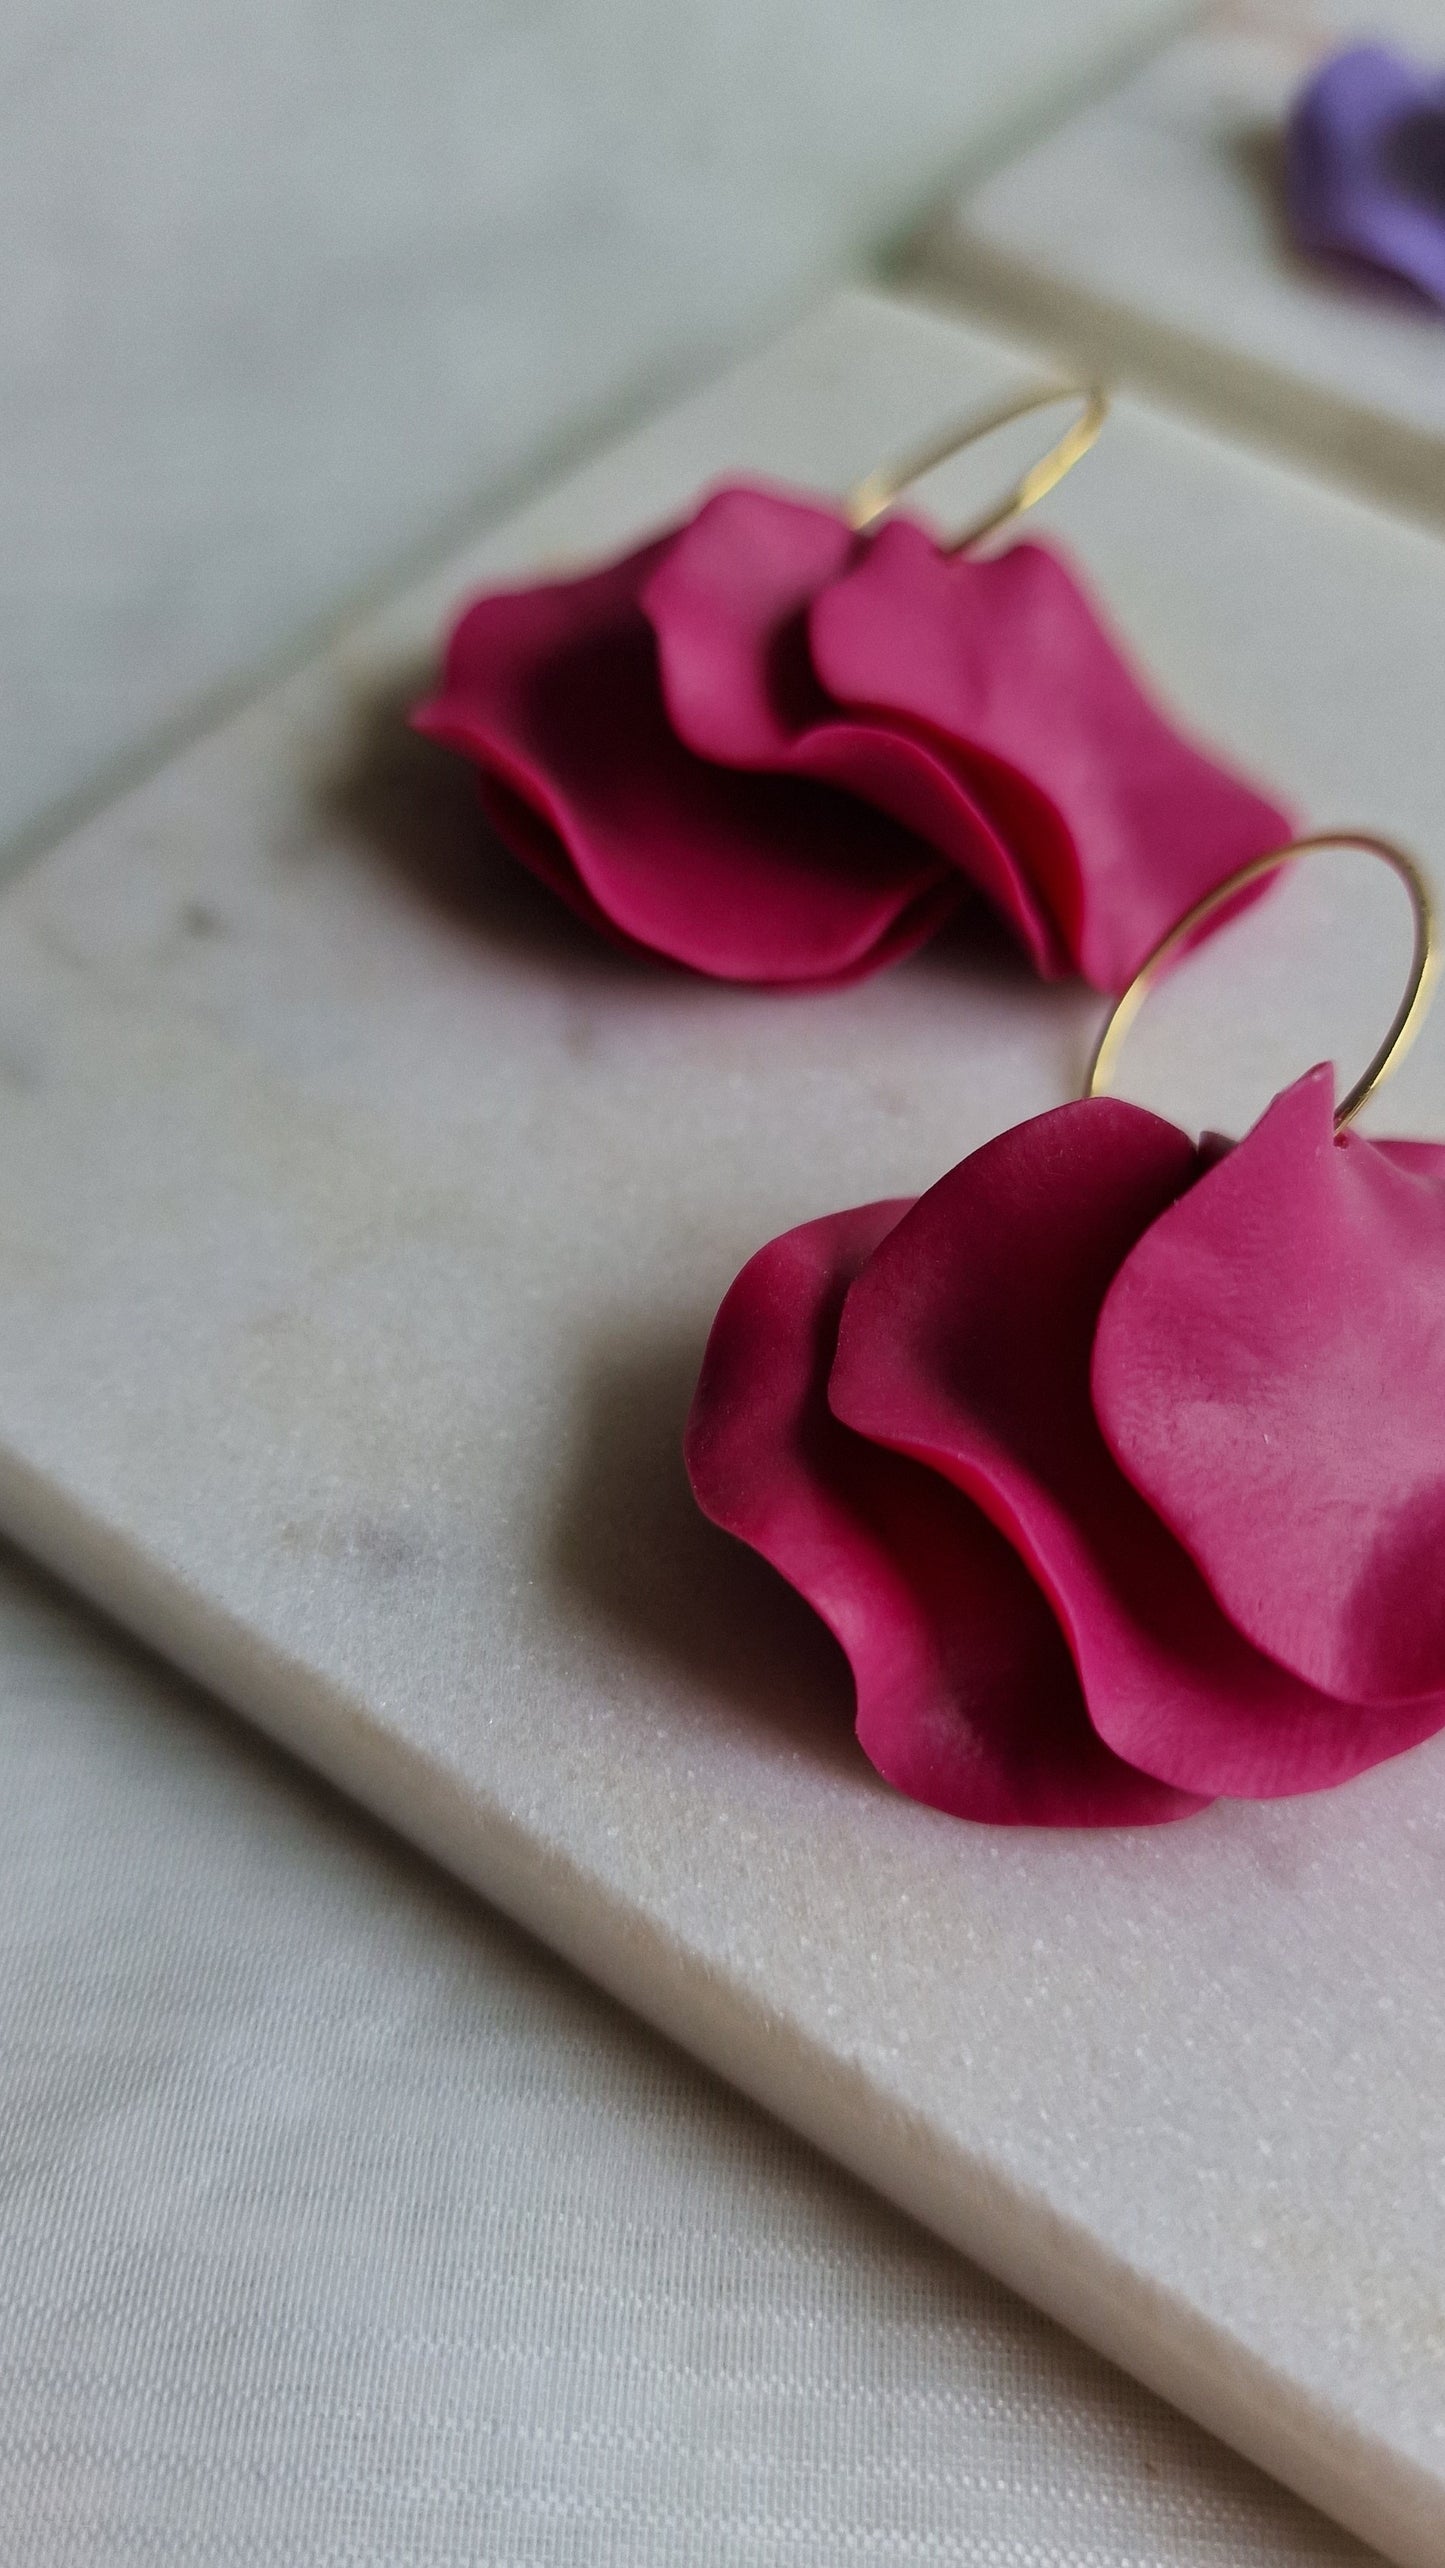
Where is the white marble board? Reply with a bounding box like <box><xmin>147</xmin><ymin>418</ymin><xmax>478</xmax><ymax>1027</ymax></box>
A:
<box><xmin>923</xmin><ymin>3</ymin><xmax>1445</xmax><ymax>528</ymax></box>
<box><xmin>1</xmin><ymin>290</ymin><xmax>1444</xmax><ymax>2564</ymax></box>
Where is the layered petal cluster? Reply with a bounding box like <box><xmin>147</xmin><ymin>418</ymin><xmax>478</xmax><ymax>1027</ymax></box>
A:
<box><xmin>414</xmin><ymin>485</ymin><xmax>1291</xmax><ymax>991</ymax></box>
<box><xmin>1286</xmin><ymin>44</ymin><xmax>1445</xmax><ymax>310</ymax></box>
<box><xmin>686</xmin><ymin>1067</ymin><xmax>1445</xmax><ymax>1826</ymax></box>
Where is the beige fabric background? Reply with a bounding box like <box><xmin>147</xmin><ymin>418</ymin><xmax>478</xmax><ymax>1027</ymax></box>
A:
<box><xmin>922</xmin><ymin>0</ymin><xmax>1445</xmax><ymax>531</ymax></box>
<box><xmin>0</xmin><ymin>1547</ymin><xmax>1369</xmax><ymax>2563</ymax></box>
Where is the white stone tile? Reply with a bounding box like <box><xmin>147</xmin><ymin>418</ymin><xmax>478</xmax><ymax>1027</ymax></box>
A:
<box><xmin>0</xmin><ymin>288</ymin><xmax>1442</xmax><ymax>2561</ymax></box>
<box><xmin>920</xmin><ymin>3</ymin><xmax>1445</xmax><ymax>527</ymax></box>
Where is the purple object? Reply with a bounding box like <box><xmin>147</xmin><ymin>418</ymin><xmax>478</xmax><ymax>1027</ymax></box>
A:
<box><xmin>1286</xmin><ymin>43</ymin><xmax>1445</xmax><ymax>309</ymax></box>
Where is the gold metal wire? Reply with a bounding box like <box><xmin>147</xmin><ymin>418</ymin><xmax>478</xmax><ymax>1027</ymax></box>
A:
<box><xmin>844</xmin><ymin>382</ymin><xmax>1109</xmax><ymax>554</ymax></box>
<box><xmin>1084</xmin><ymin>831</ymin><xmax>1439</xmax><ymax>1132</ymax></box>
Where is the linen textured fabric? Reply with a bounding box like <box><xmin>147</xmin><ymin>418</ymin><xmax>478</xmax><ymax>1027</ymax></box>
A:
<box><xmin>0</xmin><ymin>1548</ymin><xmax>1374</xmax><ymax>2566</ymax></box>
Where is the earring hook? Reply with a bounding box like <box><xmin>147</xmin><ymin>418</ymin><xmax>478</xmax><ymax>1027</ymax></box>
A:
<box><xmin>1085</xmin><ymin>831</ymin><xmax>1439</xmax><ymax>1133</ymax></box>
<box><xmin>845</xmin><ymin>381</ymin><xmax>1109</xmax><ymax>555</ymax></box>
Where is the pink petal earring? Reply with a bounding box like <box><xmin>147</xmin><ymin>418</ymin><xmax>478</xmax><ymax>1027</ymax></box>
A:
<box><xmin>685</xmin><ymin>831</ymin><xmax>1443</xmax><ymax>1830</ymax></box>
<box><xmin>412</xmin><ymin>385</ymin><xmax>1293</xmax><ymax>993</ymax></box>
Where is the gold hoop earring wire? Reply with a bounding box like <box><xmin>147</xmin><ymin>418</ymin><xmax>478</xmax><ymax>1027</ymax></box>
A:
<box><xmin>1085</xmin><ymin>831</ymin><xmax>1438</xmax><ymax>1133</ymax></box>
<box><xmin>845</xmin><ymin>382</ymin><xmax>1109</xmax><ymax>555</ymax></box>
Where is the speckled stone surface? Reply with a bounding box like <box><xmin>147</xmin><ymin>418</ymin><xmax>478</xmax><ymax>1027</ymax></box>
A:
<box><xmin>1</xmin><ymin>292</ymin><xmax>1443</xmax><ymax>2562</ymax></box>
<box><xmin>921</xmin><ymin>2</ymin><xmax>1445</xmax><ymax>528</ymax></box>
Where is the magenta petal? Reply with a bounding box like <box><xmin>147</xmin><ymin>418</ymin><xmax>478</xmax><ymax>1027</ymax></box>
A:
<box><xmin>1096</xmin><ymin>1066</ymin><xmax>1445</xmax><ymax>1728</ymax></box>
<box><xmin>643</xmin><ymin>488</ymin><xmax>1066</xmax><ymax>976</ymax></box>
<box><xmin>685</xmin><ymin>1199</ymin><xmax>1198</xmax><ymax>1825</ymax></box>
<box><xmin>640</xmin><ymin>483</ymin><xmax>857</xmax><ymax>763</ymax></box>
<box><xmin>829</xmin><ymin>1099</ymin><xmax>1393</xmax><ymax>1800</ymax></box>
<box><xmin>810</xmin><ymin>526</ymin><xmax>1296</xmax><ymax>994</ymax></box>
<box><xmin>413</xmin><ymin>533</ymin><xmax>954</xmax><ymax>985</ymax></box>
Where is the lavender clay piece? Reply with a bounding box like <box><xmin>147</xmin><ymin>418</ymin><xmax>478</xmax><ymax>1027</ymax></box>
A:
<box><xmin>1287</xmin><ymin>42</ymin><xmax>1445</xmax><ymax>310</ymax></box>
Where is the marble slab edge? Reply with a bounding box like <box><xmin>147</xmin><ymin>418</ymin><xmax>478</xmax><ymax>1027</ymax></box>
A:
<box><xmin>0</xmin><ymin>1435</ymin><xmax>1425</xmax><ymax>2567</ymax></box>
<box><xmin>905</xmin><ymin>230</ymin><xmax>1445</xmax><ymax>539</ymax></box>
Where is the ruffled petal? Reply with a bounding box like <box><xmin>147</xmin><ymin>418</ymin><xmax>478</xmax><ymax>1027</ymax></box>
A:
<box><xmin>643</xmin><ymin>488</ymin><xmax>1065</xmax><ymax>975</ymax></box>
<box><xmin>1286</xmin><ymin>46</ymin><xmax>1445</xmax><ymax>311</ymax></box>
<box><xmin>1095</xmin><ymin>1065</ymin><xmax>1445</xmax><ymax>1730</ymax></box>
<box><xmin>413</xmin><ymin>535</ymin><xmax>954</xmax><ymax>985</ymax></box>
<box><xmin>685</xmin><ymin>1198</ymin><xmax>1197</xmax><ymax>1825</ymax></box>
<box><xmin>640</xmin><ymin>482</ymin><xmax>856</xmax><ymax>762</ymax></box>
<box><xmin>809</xmin><ymin>526</ymin><xmax>1295</xmax><ymax>993</ymax></box>
<box><xmin>829</xmin><ymin>1098</ymin><xmax>1412</xmax><ymax>1799</ymax></box>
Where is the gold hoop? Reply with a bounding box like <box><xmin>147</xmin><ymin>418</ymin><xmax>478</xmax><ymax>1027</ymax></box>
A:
<box><xmin>845</xmin><ymin>381</ymin><xmax>1108</xmax><ymax>555</ymax></box>
<box><xmin>1085</xmin><ymin>832</ymin><xmax>1438</xmax><ymax>1132</ymax></box>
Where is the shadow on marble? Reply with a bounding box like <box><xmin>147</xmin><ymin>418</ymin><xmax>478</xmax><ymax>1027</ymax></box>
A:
<box><xmin>1228</xmin><ymin>117</ymin><xmax>1436</xmax><ymax>310</ymax></box>
<box><xmin>547</xmin><ymin>1322</ymin><xmax>871</xmax><ymax>1779</ymax></box>
<box><xmin>1229</xmin><ymin>116</ymin><xmax>1295</xmax><ymax>259</ymax></box>
<box><xmin>319</xmin><ymin>661</ymin><xmax>660</xmax><ymax>987</ymax></box>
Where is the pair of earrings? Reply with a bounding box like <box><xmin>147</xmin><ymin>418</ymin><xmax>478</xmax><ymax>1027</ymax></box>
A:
<box><xmin>418</xmin><ymin>395</ymin><xmax>1445</xmax><ymax>1832</ymax></box>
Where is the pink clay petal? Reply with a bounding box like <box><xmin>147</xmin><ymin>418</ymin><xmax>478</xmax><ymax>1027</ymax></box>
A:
<box><xmin>809</xmin><ymin>525</ymin><xmax>1296</xmax><ymax>993</ymax></box>
<box><xmin>759</xmin><ymin>720</ymin><xmax>1067</xmax><ymax>976</ymax></box>
<box><xmin>685</xmin><ymin>1200</ymin><xmax>1198</xmax><ymax>1826</ymax></box>
<box><xmin>643</xmin><ymin>489</ymin><xmax>1065</xmax><ymax>975</ymax></box>
<box><xmin>828</xmin><ymin>1099</ymin><xmax>1417</xmax><ymax>1799</ymax></box>
<box><xmin>470</xmin><ymin>770</ymin><xmax>959</xmax><ymax>979</ymax></box>
<box><xmin>1096</xmin><ymin>1065</ymin><xmax>1445</xmax><ymax>1716</ymax></box>
<box><xmin>413</xmin><ymin>535</ymin><xmax>953</xmax><ymax>985</ymax></box>
<box><xmin>639</xmin><ymin>483</ymin><xmax>856</xmax><ymax>763</ymax></box>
